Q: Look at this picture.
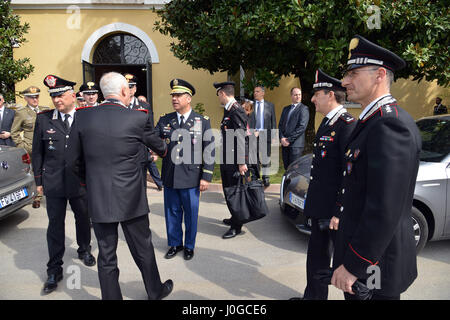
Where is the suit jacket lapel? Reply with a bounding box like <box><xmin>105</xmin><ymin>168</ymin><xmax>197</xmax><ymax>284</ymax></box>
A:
<box><xmin>170</xmin><ymin>113</ymin><xmax>179</xmax><ymax>130</ymax></box>
<box><xmin>183</xmin><ymin>111</ymin><xmax>196</xmax><ymax>131</ymax></box>
<box><xmin>50</xmin><ymin>109</ymin><xmax>66</xmax><ymax>134</ymax></box>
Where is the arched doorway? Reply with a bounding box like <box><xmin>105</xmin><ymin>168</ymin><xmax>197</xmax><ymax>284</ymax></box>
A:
<box><xmin>82</xmin><ymin>23</ymin><xmax>159</xmax><ymax>106</ymax></box>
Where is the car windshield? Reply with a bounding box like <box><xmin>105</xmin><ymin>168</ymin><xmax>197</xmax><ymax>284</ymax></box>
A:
<box><xmin>416</xmin><ymin>118</ymin><xmax>450</xmax><ymax>162</ymax></box>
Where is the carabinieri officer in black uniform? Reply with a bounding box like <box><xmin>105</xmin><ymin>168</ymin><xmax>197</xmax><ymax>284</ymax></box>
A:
<box><xmin>331</xmin><ymin>35</ymin><xmax>421</xmax><ymax>300</ymax></box>
<box><xmin>33</xmin><ymin>75</ymin><xmax>95</xmax><ymax>295</ymax></box>
<box><xmin>156</xmin><ymin>79</ymin><xmax>215</xmax><ymax>260</ymax></box>
<box><xmin>214</xmin><ymin>81</ymin><xmax>253</xmax><ymax>239</ymax></box>
<box><xmin>298</xmin><ymin>69</ymin><xmax>356</xmax><ymax>300</ymax></box>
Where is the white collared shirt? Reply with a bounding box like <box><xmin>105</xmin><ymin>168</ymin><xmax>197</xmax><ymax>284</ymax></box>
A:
<box><xmin>359</xmin><ymin>94</ymin><xmax>390</xmax><ymax>120</ymax></box>
<box><xmin>224</xmin><ymin>98</ymin><xmax>236</xmax><ymax>111</ymax></box>
<box><xmin>59</xmin><ymin>109</ymin><xmax>76</xmax><ymax>127</ymax></box>
<box><xmin>0</xmin><ymin>105</ymin><xmax>4</xmax><ymax>121</ymax></box>
<box><xmin>177</xmin><ymin>108</ymin><xmax>192</xmax><ymax>125</ymax></box>
<box><xmin>324</xmin><ymin>105</ymin><xmax>344</xmax><ymax>124</ymax></box>
<box><xmin>27</xmin><ymin>105</ymin><xmax>38</xmax><ymax>113</ymax></box>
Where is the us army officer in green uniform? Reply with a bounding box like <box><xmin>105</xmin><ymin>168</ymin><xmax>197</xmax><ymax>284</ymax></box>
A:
<box><xmin>11</xmin><ymin>86</ymin><xmax>50</xmax><ymax>208</ymax></box>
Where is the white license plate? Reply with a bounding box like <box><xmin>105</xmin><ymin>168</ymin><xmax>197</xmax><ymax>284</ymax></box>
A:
<box><xmin>0</xmin><ymin>188</ymin><xmax>28</xmax><ymax>209</ymax></box>
<box><xmin>289</xmin><ymin>192</ymin><xmax>305</xmax><ymax>210</ymax></box>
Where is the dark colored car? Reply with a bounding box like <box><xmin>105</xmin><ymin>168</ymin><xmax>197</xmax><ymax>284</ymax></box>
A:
<box><xmin>0</xmin><ymin>146</ymin><xmax>36</xmax><ymax>220</ymax></box>
<box><xmin>279</xmin><ymin>115</ymin><xmax>450</xmax><ymax>253</ymax></box>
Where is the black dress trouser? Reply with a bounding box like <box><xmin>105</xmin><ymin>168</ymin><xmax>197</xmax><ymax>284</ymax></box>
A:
<box><xmin>304</xmin><ymin>218</ymin><xmax>335</xmax><ymax>300</ymax></box>
<box><xmin>92</xmin><ymin>214</ymin><xmax>164</xmax><ymax>300</ymax></box>
<box><xmin>46</xmin><ymin>195</ymin><xmax>91</xmax><ymax>276</ymax></box>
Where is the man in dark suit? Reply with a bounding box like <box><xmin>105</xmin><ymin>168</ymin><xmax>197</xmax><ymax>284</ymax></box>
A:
<box><xmin>249</xmin><ymin>85</ymin><xmax>276</xmax><ymax>186</ymax></box>
<box><xmin>32</xmin><ymin>75</ymin><xmax>95</xmax><ymax>295</ymax></box>
<box><xmin>278</xmin><ymin>87</ymin><xmax>309</xmax><ymax>169</ymax></box>
<box><xmin>155</xmin><ymin>79</ymin><xmax>215</xmax><ymax>260</ymax></box>
<box><xmin>0</xmin><ymin>93</ymin><xmax>15</xmax><ymax>146</ymax></box>
<box><xmin>433</xmin><ymin>97</ymin><xmax>447</xmax><ymax>115</ymax></box>
<box><xmin>125</xmin><ymin>73</ymin><xmax>163</xmax><ymax>191</ymax></box>
<box><xmin>298</xmin><ymin>69</ymin><xmax>356</xmax><ymax>300</ymax></box>
<box><xmin>332</xmin><ymin>35</ymin><xmax>421</xmax><ymax>300</ymax></box>
<box><xmin>69</xmin><ymin>72</ymin><xmax>172</xmax><ymax>300</ymax></box>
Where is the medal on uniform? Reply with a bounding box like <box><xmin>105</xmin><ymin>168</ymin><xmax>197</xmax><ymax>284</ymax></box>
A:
<box><xmin>354</xmin><ymin>149</ymin><xmax>360</xmax><ymax>159</ymax></box>
<box><xmin>321</xmin><ymin>150</ymin><xmax>327</xmax><ymax>158</ymax></box>
<box><xmin>166</xmin><ymin>138</ymin><xmax>170</xmax><ymax>144</ymax></box>
<box><xmin>346</xmin><ymin>149</ymin><xmax>351</xmax><ymax>157</ymax></box>
<box><xmin>331</xmin><ymin>131</ymin><xmax>336</xmax><ymax>136</ymax></box>
<box><xmin>347</xmin><ymin>162</ymin><xmax>353</xmax><ymax>174</ymax></box>
<box><xmin>320</xmin><ymin>136</ymin><xmax>333</xmax><ymax>142</ymax></box>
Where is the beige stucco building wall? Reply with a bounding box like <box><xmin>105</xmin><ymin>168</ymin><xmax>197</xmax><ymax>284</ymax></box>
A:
<box><xmin>12</xmin><ymin>7</ymin><xmax>228</xmax><ymax>128</ymax></box>
<box><xmin>11</xmin><ymin>3</ymin><xmax>449</xmax><ymax>132</ymax></box>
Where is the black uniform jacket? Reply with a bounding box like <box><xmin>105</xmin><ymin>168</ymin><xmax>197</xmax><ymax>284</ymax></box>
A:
<box><xmin>130</xmin><ymin>97</ymin><xmax>154</xmax><ymax>125</ymax></box>
<box><xmin>333</xmin><ymin>95</ymin><xmax>421</xmax><ymax>296</ymax></box>
<box><xmin>32</xmin><ymin>109</ymin><xmax>86</xmax><ymax>198</ymax></box>
<box><xmin>155</xmin><ymin>110</ymin><xmax>215</xmax><ymax>189</ymax></box>
<box><xmin>303</xmin><ymin>108</ymin><xmax>356</xmax><ymax>219</ymax></box>
<box><xmin>278</xmin><ymin>103</ymin><xmax>310</xmax><ymax>148</ymax></box>
<box><xmin>220</xmin><ymin>101</ymin><xmax>249</xmax><ymax>167</ymax></box>
<box><xmin>68</xmin><ymin>101</ymin><xmax>167</xmax><ymax>223</ymax></box>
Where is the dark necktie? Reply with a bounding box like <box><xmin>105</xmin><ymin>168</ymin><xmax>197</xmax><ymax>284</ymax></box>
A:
<box><xmin>256</xmin><ymin>101</ymin><xmax>263</xmax><ymax>130</ymax></box>
<box><xmin>64</xmin><ymin>114</ymin><xmax>70</xmax><ymax>132</ymax></box>
<box><xmin>179</xmin><ymin>115</ymin><xmax>185</xmax><ymax>128</ymax></box>
<box><xmin>287</xmin><ymin>104</ymin><xmax>297</xmax><ymax>122</ymax></box>
<box><xmin>319</xmin><ymin>116</ymin><xmax>329</xmax><ymax>130</ymax></box>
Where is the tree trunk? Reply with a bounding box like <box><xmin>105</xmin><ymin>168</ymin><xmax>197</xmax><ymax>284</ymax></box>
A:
<box><xmin>299</xmin><ymin>76</ymin><xmax>316</xmax><ymax>154</ymax></box>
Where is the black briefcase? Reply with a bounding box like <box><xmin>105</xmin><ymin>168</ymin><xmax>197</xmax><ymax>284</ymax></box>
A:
<box><xmin>223</xmin><ymin>174</ymin><xmax>269</xmax><ymax>225</ymax></box>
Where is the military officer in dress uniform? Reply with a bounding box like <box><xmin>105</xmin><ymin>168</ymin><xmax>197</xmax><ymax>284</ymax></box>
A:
<box><xmin>79</xmin><ymin>81</ymin><xmax>100</xmax><ymax>106</ymax></box>
<box><xmin>331</xmin><ymin>35</ymin><xmax>422</xmax><ymax>300</ymax></box>
<box><xmin>33</xmin><ymin>75</ymin><xmax>95</xmax><ymax>295</ymax></box>
<box><xmin>155</xmin><ymin>79</ymin><xmax>215</xmax><ymax>260</ymax></box>
<box><xmin>11</xmin><ymin>86</ymin><xmax>50</xmax><ymax>208</ymax></box>
<box><xmin>68</xmin><ymin>72</ymin><xmax>172</xmax><ymax>300</ymax></box>
<box><xmin>214</xmin><ymin>81</ymin><xmax>252</xmax><ymax>239</ymax></box>
<box><xmin>76</xmin><ymin>91</ymin><xmax>87</xmax><ymax>108</ymax></box>
<box><xmin>298</xmin><ymin>69</ymin><xmax>356</xmax><ymax>300</ymax></box>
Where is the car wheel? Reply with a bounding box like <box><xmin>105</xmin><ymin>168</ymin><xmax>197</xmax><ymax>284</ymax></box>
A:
<box><xmin>411</xmin><ymin>206</ymin><xmax>428</xmax><ymax>254</ymax></box>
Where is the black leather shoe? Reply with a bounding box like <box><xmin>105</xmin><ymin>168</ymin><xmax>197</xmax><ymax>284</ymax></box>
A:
<box><xmin>184</xmin><ymin>248</ymin><xmax>194</xmax><ymax>260</ymax></box>
<box><xmin>262</xmin><ymin>176</ymin><xmax>270</xmax><ymax>187</ymax></box>
<box><xmin>42</xmin><ymin>273</ymin><xmax>63</xmax><ymax>295</ymax></box>
<box><xmin>32</xmin><ymin>200</ymin><xmax>40</xmax><ymax>208</ymax></box>
<box><xmin>222</xmin><ymin>218</ymin><xmax>232</xmax><ymax>226</ymax></box>
<box><xmin>78</xmin><ymin>252</ymin><xmax>96</xmax><ymax>267</ymax></box>
<box><xmin>165</xmin><ymin>246</ymin><xmax>184</xmax><ymax>259</ymax></box>
<box><xmin>157</xmin><ymin>185</ymin><xmax>163</xmax><ymax>191</ymax></box>
<box><xmin>222</xmin><ymin>228</ymin><xmax>241</xmax><ymax>239</ymax></box>
<box><xmin>156</xmin><ymin>279</ymin><xmax>173</xmax><ymax>300</ymax></box>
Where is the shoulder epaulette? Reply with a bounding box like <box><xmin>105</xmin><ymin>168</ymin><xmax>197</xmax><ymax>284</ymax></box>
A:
<box><xmin>37</xmin><ymin>109</ymin><xmax>53</xmax><ymax>114</ymax></box>
<box><xmin>75</xmin><ymin>106</ymin><xmax>93</xmax><ymax>111</ymax></box>
<box><xmin>380</xmin><ymin>104</ymin><xmax>399</xmax><ymax>118</ymax></box>
<box><xmin>339</xmin><ymin>112</ymin><xmax>356</xmax><ymax>123</ymax></box>
<box><xmin>136</xmin><ymin>108</ymin><xmax>148</xmax><ymax>114</ymax></box>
